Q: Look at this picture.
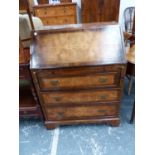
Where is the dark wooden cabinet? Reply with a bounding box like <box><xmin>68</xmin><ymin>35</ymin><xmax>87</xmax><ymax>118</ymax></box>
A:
<box><xmin>30</xmin><ymin>23</ymin><xmax>126</xmax><ymax>129</ymax></box>
<box><xmin>81</xmin><ymin>0</ymin><xmax>120</xmax><ymax>23</ymax></box>
<box><xmin>19</xmin><ymin>48</ymin><xmax>43</xmax><ymax>118</ymax></box>
<box><xmin>19</xmin><ymin>0</ymin><xmax>34</xmax><ymax>13</ymax></box>
<box><xmin>37</xmin><ymin>0</ymin><xmax>49</xmax><ymax>4</ymax></box>
<box><xmin>60</xmin><ymin>0</ymin><xmax>72</xmax><ymax>3</ymax></box>
<box><xmin>38</xmin><ymin>0</ymin><xmax>72</xmax><ymax>4</ymax></box>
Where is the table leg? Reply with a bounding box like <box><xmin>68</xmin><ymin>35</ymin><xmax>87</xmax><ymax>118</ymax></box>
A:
<box><xmin>130</xmin><ymin>101</ymin><xmax>135</xmax><ymax>123</ymax></box>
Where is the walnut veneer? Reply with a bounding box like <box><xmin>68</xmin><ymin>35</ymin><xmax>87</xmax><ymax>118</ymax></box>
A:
<box><xmin>81</xmin><ymin>0</ymin><xmax>120</xmax><ymax>23</ymax></box>
<box><xmin>30</xmin><ymin>23</ymin><xmax>126</xmax><ymax>129</ymax></box>
<box><xmin>33</xmin><ymin>3</ymin><xmax>77</xmax><ymax>26</ymax></box>
<box><xmin>37</xmin><ymin>0</ymin><xmax>72</xmax><ymax>4</ymax></box>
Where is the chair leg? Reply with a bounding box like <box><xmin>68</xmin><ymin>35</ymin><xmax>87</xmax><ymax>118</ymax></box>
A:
<box><xmin>130</xmin><ymin>101</ymin><xmax>135</xmax><ymax>123</ymax></box>
<box><xmin>128</xmin><ymin>76</ymin><xmax>134</xmax><ymax>95</ymax></box>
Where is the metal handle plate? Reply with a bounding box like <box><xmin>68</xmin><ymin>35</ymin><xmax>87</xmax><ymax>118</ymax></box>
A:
<box><xmin>99</xmin><ymin>77</ymin><xmax>108</xmax><ymax>83</ymax></box>
<box><xmin>50</xmin><ymin>80</ymin><xmax>59</xmax><ymax>86</ymax></box>
<box><xmin>97</xmin><ymin>109</ymin><xmax>106</xmax><ymax>113</ymax></box>
<box><xmin>57</xmin><ymin>112</ymin><xmax>64</xmax><ymax>119</ymax></box>
<box><xmin>100</xmin><ymin>94</ymin><xmax>107</xmax><ymax>100</ymax></box>
<box><xmin>53</xmin><ymin>96</ymin><xmax>62</xmax><ymax>102</ymax></box>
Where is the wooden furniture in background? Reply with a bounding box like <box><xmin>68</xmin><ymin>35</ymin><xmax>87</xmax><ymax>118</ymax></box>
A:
<box><xmin>37</xmin><ymin>0</ymin><xmax>48</xmax><ymax>4</ymax></box>
<box><xmin>19</xmin><ymin>42</ymin><xmax>43</xmax><ymax>118</ymax></box>
<box><xmin>81</xmin><ymin>0</ymin><xmax>120</xmax><ymax>23</ymax></box>
<box><xmin>33</xmin><ymin>2</ymin><xmax>77</xmax><ymax>25</ymax></box>
<box><xmin>124</xmin><ymin>7</ymin><xmax>135</xmax><ymax>33</ymax></box>
<box><xmin>126</xmin><ymin>45</ymin><xmax>135</xmax><ymax>95</ymax></box>
<box><xmin>123</xmin><ymin>7</ymin><xmax>135</xmax><ymax>46</ymax></box>
<box><xmin>60</xmin><ymin>0</ymin><xmax>72</xmax><ymax>3</ymax></box>
<box><xmin>19</xmin><ymin>0</ymin><xmax>35</xmax><ymax>33</ymax></box>
<box><xmin>125</xmin><ymin>13</ymin><xmax>135</xmax><ymax>123</ymax></box>
<box><xmin>19</xmin><ymin>0</ymin><xmax>34</xmax><ymax>14</ymax></box>
<box><xmin>19</xmin><ymin>0</ymin><xmax>43</xmax><ymax>119</ymax></box>
<box><xmin>130</xmin><ymin>100</ymin><xmax>135</xmax><ymax>123</ymax></box>
<box><xmin>30</xmin><ymin>23</ymin><xmax>126</xmax><ymax>129</ymax></box>
<box><xmin>38</xmin><ymin>0</ymin><xmax>72</xmax><ymax>4</ymax></box>
<box><xmin>125</xmin><ymin>12</ymin><xmax>135</xmax><ymax>95</ymax></box>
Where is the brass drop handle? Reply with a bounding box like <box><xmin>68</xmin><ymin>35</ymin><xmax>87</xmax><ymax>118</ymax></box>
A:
<box><xmin>50</xmin><ymin>80</ymin><xmax>59</xmax><ymax>86</ymax></box>
<box><xmin>97</xmin><ymin>109</ymin><xmax>106</xmax><ymax>113</ymax></box>
<box><xmin>53</xmin><ymin>96</ymin><xmax>62</xmax><ymax>102</ymax></box>
<box><xmin>100</xmin><ymin>94</ymin><xmax>107</xmax><ymax>100</ymax></box>
<box><xmin>99</xmin><ymin>77</ymin><xmax>108</xmax><ymax>83</ymax></box>
<box><xmin>57</xmin><ymin>112</ymin><xmax>64</xmax><ymax>119</ymax></box>
<box><xmin>120</xmin><ymin>66</ymin><xmax>125</xmax><ymax>69</ymax></box>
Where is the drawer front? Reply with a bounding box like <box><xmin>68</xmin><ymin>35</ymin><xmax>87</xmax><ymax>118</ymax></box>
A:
<box><xmin>45</xmin><ymin>104</ymin><xmax>119</xmax><ymax>121</ymax></box>
<box><xmin>37</xmin><ymin>65</ymin><xmax>124</xmax><ymax>78</ymax></box>
<box><xmin>56</xmin><ymin>6</ymin><xmax>75</xmax><ymax>16</ymax></box>
<box><xmin>39</xmin><ymin>17</ymin><xmax>56</xmax><ymax>25</ymax></box>
<box><xmin>34</xmin><ymin>8</ymin><xmax>57</xmax><ymax>17</ymax></box>
<box><xmin>40</xmin><ymin>16</ymin><xmax>76</xmax><ymax>25</ymax></box>
<box><xmin>34</xmin><ymin>6</ymin><xmax>75</xmax><ymax>17</ymax></box>
<box><xmin>38</xmin><ymin>73</ymin><xmax>119</xmax><ymax>90</ymax></box>
<box><xmin>55</xmin><ymin>16</ymin><xmax>76</xmax><ymax>24</ymax></box>
<box><xmin>41</xmin><ymin>89</ymin><xmax>120</xmax><ymax>105</ymax></box>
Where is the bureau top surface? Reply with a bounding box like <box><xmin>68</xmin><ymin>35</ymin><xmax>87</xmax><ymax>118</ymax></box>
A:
<box><xmin>30</xmin><ymin>23</ymin><xmax>126</xmax><ymax>69</ymax></box>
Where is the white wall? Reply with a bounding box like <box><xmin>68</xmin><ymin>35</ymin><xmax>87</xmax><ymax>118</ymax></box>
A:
<box><xmin>72</xmin><ymin>0</ymin><xmax>81</xmax><ymax>23</ymax></box>
<box><xmin>72</xmin><ymin>0</ymin><xmax>81</xmax><ymax>8</ymax></box>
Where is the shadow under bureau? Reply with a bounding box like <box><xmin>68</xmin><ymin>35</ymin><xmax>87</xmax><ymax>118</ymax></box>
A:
<box><xmin>30</xmin><ymin>23</ymin><xmax>126</xmax><ymax>129</ymax></box>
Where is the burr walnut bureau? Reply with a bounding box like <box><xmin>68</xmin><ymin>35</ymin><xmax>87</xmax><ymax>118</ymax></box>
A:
<box><xmin>30</xmin><ymin>23</ymin><xmax>127</xmax><ymax>129</ymax></box>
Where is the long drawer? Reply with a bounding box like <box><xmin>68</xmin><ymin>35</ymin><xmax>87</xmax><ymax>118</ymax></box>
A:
<box><xmin>40</xmin><ymin>89</ymin><xmax>120</xmax><ymax>105</ymax></box>
<box><xmin>38</xmin><ymin>72</ymin><xmax>120</xmax><ymax>90</ymax></box>
<box><xmin>39</xmin><ymin>16</ymin><xmax>76</xmax><ymax>26</ymax></box>
<box><xmin>34</xmin><ymin>5</ymin><xmax>76</xmax><ymax>17</ymax></box>
<box><xmin>45</xmin><ymin>104</ymin><xmax>119</xmax><ymax>121</ymax></box>
<box><xmin>37</xmin><ymin>65</ymin><xmax>124</xmax><ymax>77</ymax></box>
